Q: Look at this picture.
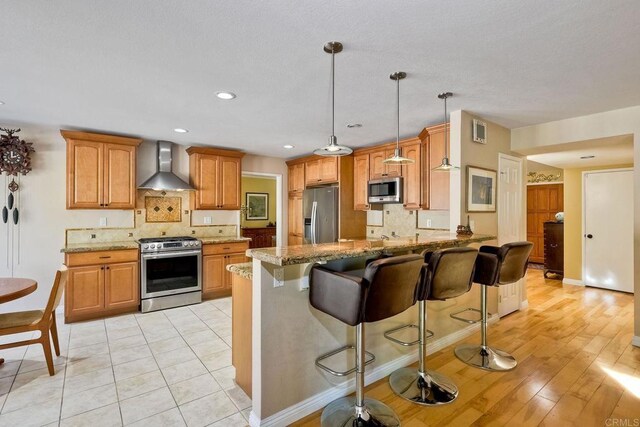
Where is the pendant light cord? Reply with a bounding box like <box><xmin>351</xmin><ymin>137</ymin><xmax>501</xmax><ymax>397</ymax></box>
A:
<box><xmin>444</xmin><ymin>95</ymin><xmax>448</xmax><ymax>158</ymax></box>
<box><xmin>396</xmin><ymin>77</ymin><xmax>400</xmax><ymax>148</ymax></box>
<box><xmin>331</xmin><ymin>48</ymin><xmax>335</xmax><ymax>138</ymax></box>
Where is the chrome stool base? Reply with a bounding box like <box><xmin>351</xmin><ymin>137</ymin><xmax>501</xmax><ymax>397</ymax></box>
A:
<box><xmin>389</xmin><ymin>367</ymin><xmax>458</xmax><ymax>405</ymax></box>
<box><xmin>321</xmin><ymin>396</ymin><xmax>400</xmax><ymax>427</ymax></box>
<box><xmin>454</xmin><ymin>344</ymin><xmax>517</xmax><ymax>371</ymax></box>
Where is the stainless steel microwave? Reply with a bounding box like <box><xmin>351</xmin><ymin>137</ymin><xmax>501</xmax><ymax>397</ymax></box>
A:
<box><xmin>368</xmin><ymin>177</ymin><xmax>403</xmax><ymax>204</ymax></box>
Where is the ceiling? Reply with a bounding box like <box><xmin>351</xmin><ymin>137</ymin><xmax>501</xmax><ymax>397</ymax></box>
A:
<box><xmin>526</xmin><ymin>135</ymin><xmax>634</xmax><ymax>168</ymax></box>
<box><xmin>1</xmin><ymin>1</ymin><xmax>640</xmax><ymax>158</ymax></box>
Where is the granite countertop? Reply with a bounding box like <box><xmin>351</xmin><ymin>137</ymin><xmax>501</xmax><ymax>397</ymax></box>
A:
<box><xmin>226</xmin><ymin>262</ymin><xmax>253</xmax><ymax>280</ymax></box>
<box><xmin>200</xmin><ymin>237</ymin><xmax>251</xmax><ymax>244</ymax></box>
<box><xmin>247</xmin><ymin>232</ymin><xmax>496</xmax><ymax>266</ymax></box>
<box><xmin>62</xmin><ymin>241</ymin><xmax>139</xmax><ymax>253</ymax></box>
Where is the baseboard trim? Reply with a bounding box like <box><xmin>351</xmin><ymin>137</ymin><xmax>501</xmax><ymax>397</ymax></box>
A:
<box><xmin>562</xmin><ymin>278</ymin><xmax>584</xmax><ymax>286</ymax></box>
<box><xmin>632</xmin><ymin>336</ymin><xmax>640</xmax><ymax>348</ymax></box>
<box><xmin>249</xmin><ymin>314</ymin><xmax>499</xmax><ymax>427</ymax></box>
<box><xmin>519</xmin><ymin>299</ymin><xmax>529</xmax><ymax>310</ymax></box>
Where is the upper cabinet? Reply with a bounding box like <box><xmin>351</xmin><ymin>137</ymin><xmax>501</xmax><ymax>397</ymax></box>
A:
<box><xmin>353</xmin><ymin>153</ymin><xmax>370</xmax><ymax>210</ymax></box>
<box><xmin>370</xmin><ymin>148</ymin><xmax>401</xmax><ymax>180</ymax></box>
<box><xmin>288</xmin><ymin>163</ymin><xmax>305</xmax><ymax>194</ymax></box>
<box><xmin>186</xmin><ymin>147</ymin><xmax>244</xmax><ymax>210</ymax></box>
<box><xmin>419</xmin><ymin>123</ymin><xmax>450</xmax><ymax>211</ymax></box>
<box><xmin>401</xmin><ymin>140</ymin><xmax>422</xmax><ymax>210</ymax></box>
<box><xmin>305</xmin><ymin>157</ymin><xmax>338</xmax><ymax>186</ymax></box>
<box><xmin>62</xmin><ymin>131</ymin><xmax>142</xmax><ymax>210</ymax></box>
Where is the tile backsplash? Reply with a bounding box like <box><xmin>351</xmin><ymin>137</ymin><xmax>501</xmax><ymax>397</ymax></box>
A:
<box><xmin>366</xmin><ymin>204</ymin><xmax>450</xmax><ymax>238</ymax></box>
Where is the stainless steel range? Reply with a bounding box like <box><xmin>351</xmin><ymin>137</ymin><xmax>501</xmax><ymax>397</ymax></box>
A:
<box><xmin>139</xmin><ymin>236</ymin><xmax>202</xmax><ymax>313</ymax></box>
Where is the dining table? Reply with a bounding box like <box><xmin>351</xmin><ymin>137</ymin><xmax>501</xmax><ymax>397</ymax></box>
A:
<box><xmin>0</xmin><ymin>277</ymin><xmax>38</xmax><ymax>364</ymax></box>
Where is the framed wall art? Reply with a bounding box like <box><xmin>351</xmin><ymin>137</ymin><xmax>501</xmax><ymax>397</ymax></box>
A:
<box><xmin>467</xmin><ymin>166</ymin><xmax>497</xmax><ymax>212</ymax></box>
<box><xmin>246</xmin><ymin>192</ymin><xmax>269</xmax><ymax>220</ymax></box>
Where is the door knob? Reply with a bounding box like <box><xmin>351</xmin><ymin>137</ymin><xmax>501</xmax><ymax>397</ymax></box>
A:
<box><xmin>586</xmin><ymin>234</ymin><xmax>593</xmax><ymax>239</ymax></box>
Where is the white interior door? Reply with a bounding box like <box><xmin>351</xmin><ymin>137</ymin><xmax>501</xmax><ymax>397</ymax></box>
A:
<box><xmin>584</xmin><ymin>169</ymin><xmax>633</xmax><ymax>293</ymax></box>
<box><xmin>498</xmin><ymin>154</ymin><xmax>524</xmax><ymax>316</ymax></box>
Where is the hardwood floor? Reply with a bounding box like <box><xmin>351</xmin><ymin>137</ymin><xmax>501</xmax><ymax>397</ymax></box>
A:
<box><xmin>292</xmin><ymin>269</ymin><xmax>639</xmax><ymax>426</ymax></box>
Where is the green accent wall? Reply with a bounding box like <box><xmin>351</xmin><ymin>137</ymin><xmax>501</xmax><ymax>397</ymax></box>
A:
<box><xmin>241</xmin><ymin>176</ymin><xmax>277</xmax><ymax>228</ymax></box>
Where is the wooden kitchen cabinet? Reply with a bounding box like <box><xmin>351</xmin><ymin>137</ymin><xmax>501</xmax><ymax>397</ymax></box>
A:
<box><xmin>202</xmin><ymin>242</ymin><xmax>249</xmax><ymax>299</ymax></box>
<box><xmin>288</xmin><ymin>163</ymin><xmax>305</xmax><ymax>194</ymax></box>
<box><xmin>242</xmin><ymin>227</ymin><xmax>276</xmax><ymax>248</ymax></box>
<box><xmin>353</xmin><ymin>153</ymin><xmax>370</xmax><ymax>210</ymax></box>
<box><xmin>186</xmin><ymin>147</ymin><xmax>245</xmax><ymax>210</ymax></box>
<box><xmin>401</xmin><ymin>141</ymin><xmax>422</xmax><ymax>210</ymax></box>
<box><xmin>62</xmin><ymin>130</ymin><xmax>142</xmax><ymax>210</ymax></box>
<box><xmin>305</xmin><ymin>157</ymin><xmax>338</xmax><ymax>186</ymax></box>
<box><xmin>370</xmin><ymin>148</ymin><xmax>401</xmax><ymax>180</ymax></box>
<box><xmin>288</xmin><ymin>193</ymin><xmax>304</xmax><ymax>240</ymax></box>
<box><xmin>420</xmin><ymin>123</ymin><xmax>450</xmax><ymax>210</ymax></box>
<box><xmin>64</xmin><ymin>249</ymin><xmax>139</xmax><ymax>322</ymax></box>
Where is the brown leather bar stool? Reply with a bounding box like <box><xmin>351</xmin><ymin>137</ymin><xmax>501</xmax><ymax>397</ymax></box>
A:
<box><xmin>387</xmin><ymin>247</ymin><xmax>478</xmax><ymax>405</ymax></box>
<box><xmin>310</xmin><ymin>254</ymin><xmax>425</xmax><ymax>427</ymax></box>
<box><xmin>454</xmin><ymin>241</ymin><xmax>533</xmax><ymax>371</ymax></box>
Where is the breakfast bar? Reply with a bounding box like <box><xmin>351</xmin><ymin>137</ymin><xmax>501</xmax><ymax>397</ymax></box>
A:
<box><xmin>240</xmin><ymin>231</ymin><xmax>495</xmax><ymax>426</ymax></box>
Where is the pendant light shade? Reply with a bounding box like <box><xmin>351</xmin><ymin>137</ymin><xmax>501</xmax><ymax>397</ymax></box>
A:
<box><xmin>383</xmin><ymin>72</ymin><xmax>414</xmax><ymax>165</ymax></box>
<box><xmin>313</xmin><ymin>42</ymin><xmax>353</xmax><ymax>157</ymax></box>
<box><xmin>432</xmin><ymin>92</ymin><xmax>459</xmax><ymax>171</ymax></box>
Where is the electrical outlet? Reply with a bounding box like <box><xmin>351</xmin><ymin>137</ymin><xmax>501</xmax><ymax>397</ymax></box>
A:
<box><xmin>426</xmin><ymin>219</ymin><xmax>432</xmax><ymax>228</ymax></box>
<box><xmin>99</xmin><ymin>217</ymin><xmax>107</xmax><ymax>227</ymax></box>
<box><xmin>204</xmin><ymin>216</ymin><xmax>212</xmax><ymax>224</ymax></box>
<box><xmin>273</xmin><ymin>268</ymin><xmax>285</xmax><ymax>288</ymax></box>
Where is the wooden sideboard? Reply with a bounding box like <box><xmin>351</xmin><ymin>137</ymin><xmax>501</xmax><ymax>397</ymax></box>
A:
<box><xmin>543</xmin><ymin>221</ymin><xmax>564</xmax><ymax>278</ymax></box>
<box><xmin>242</xmin><ymin>227</ymin><xmax>276</xmax><ymax>248</ymax></box>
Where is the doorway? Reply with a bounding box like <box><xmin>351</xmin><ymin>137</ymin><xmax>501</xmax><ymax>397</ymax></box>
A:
<box><xmin>497</xmin><ymin>153</ymin><xmax>524</xmax><ymax>316</ymax></box>
<box><xmin>583</xmin><ymin>168</ymin><xmax>634</xmax><ymax>293</ymax></box>
<box><xmin>241</xmin><ymin>173</ymin><xmax>281</xmax><ymax>248</ymax></box>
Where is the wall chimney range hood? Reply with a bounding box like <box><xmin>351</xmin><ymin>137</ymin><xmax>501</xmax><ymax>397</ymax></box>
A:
<box><xmin>138</xmin><ymin>141</ymin><xmax>195</xmax><ymax>191</ymax></box>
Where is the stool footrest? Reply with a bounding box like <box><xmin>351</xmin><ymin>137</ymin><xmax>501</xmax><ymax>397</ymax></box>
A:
<box><xmin>450</xmin><ymin>307</ymin><xmax>482</xmax><ymax>324</ymax></box>
<box><xmin>315</xmin><ymin>345</ymin><xmax>375</xmax><ymax>377</ymax></box>
<box><xmin>384</xmin><ymin>324</ymin><xmax>434</xmax><ymax>346</ymax></box>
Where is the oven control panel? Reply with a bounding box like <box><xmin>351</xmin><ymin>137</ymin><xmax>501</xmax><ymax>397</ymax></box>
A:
<box><xmin>140</xmin><ymin>239</ymin><xmax>201</xmax><ymax>253</ymax></box>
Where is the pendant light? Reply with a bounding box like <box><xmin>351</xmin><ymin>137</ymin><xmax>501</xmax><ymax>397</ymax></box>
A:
<box><xmin>383</xmin><ymin>72</ymin><xmax>414</xmax><ymax>165</ymax></box>
<box><xmin>432</xmin><ymin>92</ymin><xmax>459</xmax><ymax>171</ymax></box>
<box><xmin>313</xmin><ymin>42</ymin><xmax>353</xmax><ymax>156</ymax></box>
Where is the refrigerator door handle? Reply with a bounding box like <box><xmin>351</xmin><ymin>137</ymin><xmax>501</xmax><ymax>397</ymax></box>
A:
<box><xmin>311</xmin><ymin>201</ymin><xmax>318</xmax><ymax>244</ymax></box>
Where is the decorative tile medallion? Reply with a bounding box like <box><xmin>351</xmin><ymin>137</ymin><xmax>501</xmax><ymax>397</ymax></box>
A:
<box><xmin>145</xmin><ymin>196</ymin><xmax>182</xmax><ymax>222</ymax></box>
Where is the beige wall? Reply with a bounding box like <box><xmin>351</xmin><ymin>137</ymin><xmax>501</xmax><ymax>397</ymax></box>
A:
<box><xmin>563</xmin><ymin>164</ymin><xmax>633</xmax><ymax>281</ymax></box>
<box><xmin>511</xmin><ymin>105</ymin><xmax>640</xmax><ymax>344</ymax></box>
<box><xmin>241</xmin><ymin>176</ymin><xmax>277</xmax><ymax>227</ymax></box>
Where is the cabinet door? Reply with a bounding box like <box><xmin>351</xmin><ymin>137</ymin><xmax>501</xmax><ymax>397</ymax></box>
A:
<box><xmin>104</xmin><ymin>262</ymin><xmax>139</xmax><ymax>310</ymax></box>
<box><xmin>203</xmin><ymin>255</ymin><xmax>226</xmax><ymax>294</ymax></box>
<box><xmin>288</xmin><ymin>194</ymin><xmax>303</xmax><ymax>236</ymax></box>
<box><xmin>103</xmin><ymin>144</ymin><xmax>136</xmax><ymax>209</ymax></box>
<box><xmin>288</xmin><ymin>163</ymin><xmax>305</xmax><ymax>193</ymax></box>
<box><xmin>353</xmin><ymin>154</ymin><xmax>370</xmax><ymax>210</ymax></box>
<box><xmin>319</xmin><ymin>158</ymin><xmax>338</xmax><ymax>183</ymax></box>
<box><xmin>195</xmin><ymin>155</ymin><xmax>220</xmax><ymax>209</ymax></box>
<box><xmin>369</xmin><ymin>150</ymin><xmax>386</xmax><ymax>180</ymax></box>
<box><xmin>225</xmin><ymin>253</ymin><xmax>248</xmax><ymax>290</ymax></box>
<box><xmin>288</xmin><ymin>235</ymin><xmax>303</xmax><ymax>246</ymax></box>
<box><xmin>428</xmin><ymin>126</ymin><xmax>450</xmax><ymax>210</ymax></box>
<box><xmin>384</xmin><ymin>149</ymin><xmax>402</xmax><ymax>177</ymax></box>
<box><xmin>305</xmin><ymin>160</ymin><xmax>320</xmax><ymax>185</ymax></box>
<box><xmin>218</xmin><ymin>156</ymin><xmax>241</xmax><ymax>209</ymax></box>
<box><xmin>401</xmin><ymin>142</ymin><xmax>422</xmax><ymax>210</ymax></box>
<box><xmin>67</xmin><ymin>140</ymin><xmax>103</xmax><ymax>209</ymax></box>
<box><xmin>66</xmin><ymin>265</ymin><xmax>104</xmax><ymax>318</ymax></box>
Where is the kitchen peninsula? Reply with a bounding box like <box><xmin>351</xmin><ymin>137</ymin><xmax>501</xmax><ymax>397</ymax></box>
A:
<box><xmin>235</xmin><ymin>231</ymin><xmax>494</xmax><ymax>426</ymax></box>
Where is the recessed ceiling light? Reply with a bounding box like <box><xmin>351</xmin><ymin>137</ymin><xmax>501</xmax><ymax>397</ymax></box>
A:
<box><xmin>283</xmin><ymin>145</ymin><xmax>295</xmax><ymax>149</ymax></box>
<box><xmin>216</xmin><ymin>91</ymin><xmax>236</xmax><ymax>100</ymax></box>
<box><xmin>173</xmin><ymin>128</ymin><xmax>189</xmax><ymax>133</ymax></box>
<box><xmin>580</xmin><ymin>155</ymin><xmax>595</xmax><ymax>159</ymax></box>
<box><xmin>346</xmin><ymin>123</ymin><xmax>362</xmax><ymax>128</ymax></box>
<box><xmin>0</xmin><ymin>101</ymin><xmax>4</xmax><ymax>105</ymax></box>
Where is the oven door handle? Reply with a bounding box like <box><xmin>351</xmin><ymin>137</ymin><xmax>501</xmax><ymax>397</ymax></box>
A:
<box><xmin>141</xmin><ymin>250</ymin><xmax>202</xmax><ymax>260</ymax></box>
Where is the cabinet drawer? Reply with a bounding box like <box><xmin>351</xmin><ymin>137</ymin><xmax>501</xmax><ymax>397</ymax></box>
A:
<box><xmin>203</xmin><ymin>242</ymin><xmax>249</xmax><ymax>256</ymax></box>
<box><xmin>66</xmin><ymin>249</ymin><xmax>139</xmax><ymax>267</ymax></box>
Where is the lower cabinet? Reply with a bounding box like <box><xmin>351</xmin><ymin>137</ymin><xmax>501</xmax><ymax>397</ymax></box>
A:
<box><xmin>65</xmin><ymin>249</ymin><xmax>139</xmax><ymax>323</ymax></box>
<box><xmin>202</xmin><ymin>242</ymin><xmax>249</xmax><ymax>299</ymax></box>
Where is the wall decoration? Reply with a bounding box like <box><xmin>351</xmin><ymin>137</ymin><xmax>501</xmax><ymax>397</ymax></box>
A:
<box><xmin>0</xmin><ymin>128</ymin><xmax>35</xmax><ymax>176</ymax></box>
<box><xmin>246</xmin><ymin>193</ymin><xmax>268</xmax><ymax>220</ymax></box>
<box><xmin>467</xmin><ymin>166</ymin><xmax>497</xmax><ymax>212</ymax></box>
<box><xmin>527</xmin><ymin>171</ymin><xmax>562</xmax><ymax>183</ymax></box>
<box><xmin>472</xmin><ymin>119</ymin><xmax>487</xmax><ymax>144</ymax></box>
<box><xmin>145</xmin><ymin>196</ymin><xmax>182</xmax><ymax>222</ymax></box>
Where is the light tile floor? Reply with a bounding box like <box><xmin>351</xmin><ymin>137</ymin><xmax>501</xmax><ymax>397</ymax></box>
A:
<box><xmin>0</xmin><ymin>297</ymin><xmax>252</xmax><ymax>427</ymax></box>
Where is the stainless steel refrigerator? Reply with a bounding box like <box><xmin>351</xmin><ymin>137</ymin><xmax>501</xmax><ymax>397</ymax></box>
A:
<box><xmin>303</xmin><ymin>186</ymin><xmax>339</xmax><ymax>244</ymax></box>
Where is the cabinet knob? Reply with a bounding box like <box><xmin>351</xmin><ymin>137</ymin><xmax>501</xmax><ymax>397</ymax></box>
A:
<box><xmin>101</xmin><ymin>266</ymin><xmax>104</xmax><ymax>270</ymax></box>
<box><xmin>106</xmin><ymin>266</ymin><xmax>110</xmax><ymax>270</ymax></box>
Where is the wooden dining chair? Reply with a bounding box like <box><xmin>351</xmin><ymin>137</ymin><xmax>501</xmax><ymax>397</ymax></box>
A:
<box><xmin>0</xmin><ymin>266</ymin><xmax>67</xmax><ymax>375</ymax></box>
